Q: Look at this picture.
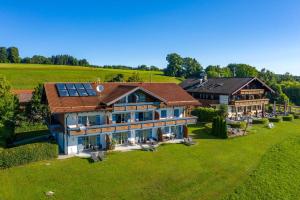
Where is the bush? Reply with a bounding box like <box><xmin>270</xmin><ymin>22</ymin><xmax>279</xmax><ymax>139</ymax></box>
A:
<box><xmin>212</xmin><ymin>116</ymin><xmax>228</xmax><ymax>139</ymax></box>
<box><xmin>192</xmin><ymin>107</ymin><xmax>220</xmax><ymax>123</ymax></box>
<box><xmin>282</xmin><ymin>115</ymin><xmax>294</xmax><ymax>121</ymax></box>
<box><xmin>252</xmin><ymin>118</ymin><xmax>269</xmax><ymax>125</ymax></box>
<box><xmin>293</xmin><ymin>114</ymin><xmax>300</xmax><ymax>119</ymax></box>
<box><xmin>228</xmin><ymin>121</ymin><xmax>247</xmax><ymax>129</ymax></box>
<box><xmin>269</xmin><ymin>117</ymin><xmax>282</xmax><ymax>123</ymax></box>
<box><xmin>0</xmin><ymin>142</ymin><xmax>58</xmax><ymax>169</ymax></box>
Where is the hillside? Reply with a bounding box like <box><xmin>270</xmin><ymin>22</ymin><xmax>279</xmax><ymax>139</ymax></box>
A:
<box><xmin>0</xmin><ymin>63</ymin><xmax>181</xmax><ymax>89</ymax></box>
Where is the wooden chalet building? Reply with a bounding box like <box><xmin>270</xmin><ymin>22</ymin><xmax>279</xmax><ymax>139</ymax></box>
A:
<box><xmin>43</xmin><ymin>82</ymin><xmax>199</xmax><ymax>154</ymax></box>
<box><xmin>180</xmin><ymin>77</ymin><xmax>275</xmax><ymax>118</ymax></box>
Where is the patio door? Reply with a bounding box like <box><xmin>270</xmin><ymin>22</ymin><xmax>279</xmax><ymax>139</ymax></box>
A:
<box><xmin>135</xmin><ymin>129</ymin><xmax>152</xmax><ymax>143</ymax></box>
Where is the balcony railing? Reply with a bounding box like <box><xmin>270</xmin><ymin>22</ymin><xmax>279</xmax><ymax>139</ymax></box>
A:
<box><xmin>231</xmin><ymin>99</ymin><xmax>269</xmax><ymax>107</ymax></box>
<box><xmin>68</xmin><ymin>116</ymin><xmax>197</xmax><ymax>136</ymax></box>
<box><xmin>240</xmin><ymin>89</ymin><xmax>265</xmax><ymax>95</ymax></box>
<box><xmin>113</xmin><ymin>102</ymin><xmax>160</xmax><ymax>112</ymax></box>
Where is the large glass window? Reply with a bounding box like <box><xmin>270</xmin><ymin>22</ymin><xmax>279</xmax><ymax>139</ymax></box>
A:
<box><xmin>112</xmin><ymin>113</ymin><xmax>131</xmax><ymax>123</ymax></box>
<box><xmin>174</xmin><ymin>109</ymin><xmax>180</xmax><ymax>118</ymax></box>
<box><xmin>112</xmin><ymin>132</ymin><xmax>129</xmax><ymax>144</ymax></box>
<box><xmin>78</xmin><ymin>116</ymin><xmax>87</xmax><ymax>125</ymax></box>
<box><xmin>135</xmin><ymin>111</ymin><xmax>153</xmax><ymax>122</ymax></box>
<box><xmin>135</xmin><ymin>129</ymin><xmax>152</xmax><ymax>143</ymax></box>
<box><xmin>78</xmin><ymin>115</ymin><xmax>102</xmax><ymax>126</ymax></box>
<box><xmin>161</xmin><ymin>110</ymin><xmax>167</xmax><ymax>118</ymax></box>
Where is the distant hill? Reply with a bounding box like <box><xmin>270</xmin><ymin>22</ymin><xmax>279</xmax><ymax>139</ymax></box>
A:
<box><xmin>0</xmin><ymin>63</ymin><xmax>181</xmax><ymax>89</ymax></box>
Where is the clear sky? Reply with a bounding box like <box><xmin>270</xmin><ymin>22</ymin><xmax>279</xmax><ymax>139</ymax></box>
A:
<box><xmin>0</xmin><ymin>0</ymin><xmax>299</xmax><ymax>75</ymax></box>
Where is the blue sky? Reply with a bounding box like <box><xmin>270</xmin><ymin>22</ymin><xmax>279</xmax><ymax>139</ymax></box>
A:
<box><xmin>0</xmin><ymin>0</ymin><xmax>299</xmax><ymax>74</ymax></box>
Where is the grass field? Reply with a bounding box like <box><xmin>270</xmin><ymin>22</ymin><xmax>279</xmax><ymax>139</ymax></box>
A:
<box><xmin>1</xmin><ymin>121</ymin><xmax>300</xmax><ymax>200</ymax></box>
<box><xmin>0</xmin><ymin>63</ymin><xmax>180</xmax><ymax>89</ymax></box>
<box><xmin>223</xmin><ymin>136</ymin><xmax>300</xmax><ymax>200</ymax></box>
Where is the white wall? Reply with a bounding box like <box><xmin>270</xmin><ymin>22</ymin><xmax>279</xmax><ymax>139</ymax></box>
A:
<box><xmin>67</xmin><ymin>135</ymin><xmax>78</xmax><ymax>154</ymax></box>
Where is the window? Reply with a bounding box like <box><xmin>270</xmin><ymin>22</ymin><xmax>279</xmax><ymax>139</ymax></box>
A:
<box><xmin>164</xmin><ymin>127</ymin><xmax>169</xmax><ymax>133</ymax></box>
<box><xmin>174</xmin><ymin>109</ymin><xmax>180</xmax><ymax>118</ymax></box>
<box><xmin>112</xmin><ymin>132</ymin><xmax>129</xmax><ymax>144</ymax></box>
<box><xmin>135</xmin><ymin>111</ymin><xmax>153</xmax><ymax>122</ymax></box>
<box><xmin>78</xmin><ymin>116</ymin><xmax>87</xmax><ymax>126</ymax></box>
<box><xmin>161</xmin><ymin>110</ymin><xmax>167</xmax><ymax>118</ymax></box>
<box><xmin>88</xmin><ymin>115</ymin><xmax>101</xmax><ymax>126</ymax></box>
<box><xmin>113</xmin><ymin>113</ymin><xmax>131</xmax><ymax>123</ymax></box>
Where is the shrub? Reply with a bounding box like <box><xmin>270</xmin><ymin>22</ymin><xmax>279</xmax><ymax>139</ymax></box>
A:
<box><xmin>212</xmin><ymin>116</ymin><xmax>228</xmax><ymax>139</ymax></box>
<box><xmin>192</xmin><ymin>107</ymin><xmax>219</xmax><ymax>122</ymax></box>
<box><xmin>0</xmin><ymin>142</ymin><xmax>58</xmax><ymax>169</ymax></box>
<box><xmin>252</xmin><ymin>118</ymin><xmax>269</xmax><ymax>125</ymax></box>
<box><xmin>228</xmin><ymin>121</ymin><xmax>247</xmax><ymax>129</ymax></box>
<box><xmin>269</xmin><ymin>117</ymin><xmax>282</xmax><ymax>123</ymax></box>
<box><xmin>293</xmin><ymin>114</ymin><xmax>300</xmax><ymax>119</ymax></box>
<box><xmin>282</xmin><ymin>115</ymin><xmax>294</xmax><ymax>121</ymax></box>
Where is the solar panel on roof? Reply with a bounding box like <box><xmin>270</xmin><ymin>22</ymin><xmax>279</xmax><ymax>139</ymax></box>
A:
<box><xmin>77</xmin><ymin>89</ymin><xmax>88</xmax><ymax>96</ymax></box>
<box><xmin>68</xmin><ymin>89</ymin><xmax>79</xmax><ymax>96</ymax></box>
<box><xmin>58</xmin><ymin>89</ymin><xmax>69</xmax><ymax>97</ymax></box>
<box><xmin>83</xmin><ymin>83</ymin><xmax>93</xmax><ymax>90</ymax></box>
<box><xmin>75</xmin><ymin>83</ymin><xmax>85</xmax><ymax>90</ymax></box>
<box><xmin>66</xmin><ymin>83</ymin><xmax>76</xmax><ymax>90</ymax></box>
<box><xmin>86</xmin><ymin>89</ymin><xmax>97</xmax><ymax>96</ymax></box>
<box><xmin>56</xmin><ymin>83</ymin><xmax>66</xmax><ymax>90</ymax></box>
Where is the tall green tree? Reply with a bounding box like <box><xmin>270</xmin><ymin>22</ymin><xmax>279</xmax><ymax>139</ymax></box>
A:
<box><xmin>7</xmin><ymin>47</ymin><xmax>20</xmax><ymax>63</ymax></box>
<box><xmin>0</xmin><ymin>47</ymin><xmax>8</xmax><ymax>63</ymax></box>
<box><xmin>227</xmin><ymin>63</ymin><xmax>259</xmax><ymax>78</ymax></box>
<box><xmin>25</xmin><ymin>83</ymin><xmax>49</xmax><ymax>123</ymax></box>
<box><xmin>182</xmin><ymin>57</ymin><xmax>202</xmax><ymax>78</ymax></box>
<box><xmin>205</xmin><ymin>65</ymin><xmax>232</xmax><ymax>78</ymax></box>
<box><xmin>164</xmin><ymin>53</ymin><xmax>184</xmax><ymax>77</ymax></box>
<box><xmin>0</xmin><ymin>76</ymin><xmax>19</xmax><ymax>144</ymax></box>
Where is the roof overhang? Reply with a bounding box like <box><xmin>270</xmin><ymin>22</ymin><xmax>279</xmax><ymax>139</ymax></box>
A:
<box><xmin>231</xmin><ymin>77</ymin><xmax>275</xmax><ymax>95</ymax></box>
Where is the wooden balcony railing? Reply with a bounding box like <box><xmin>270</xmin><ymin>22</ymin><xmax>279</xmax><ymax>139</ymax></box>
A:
<box><xmin>232</xmin><ymin>99</ymin><xmax>269</xmax><ymax>107</ymax></box>
<box><xmin>68</xmin><ymin>116</ymin><xmax>197</xmax><ymax>136</ymax></box>
<box><xmin>113</xmin><ymin>102</ymin><xmax>159</xmax><ymax>112</ymax></box>
<box><xmin>240</xmin><ymin>89</ymin><xmax>265</xmax><ymax>95</ymax></box>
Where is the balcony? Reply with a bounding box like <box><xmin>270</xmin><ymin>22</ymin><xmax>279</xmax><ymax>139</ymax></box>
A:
<box><xmin>68</xmin><ymin>116</ymin><xmax>197</xmax><ymax>136</ymax></box>
<box><xmin>231</xmin><ymin>99</ymin><xmax>269</xmax><ymax>107</ymax></box>
<box><xmin>113</xmin><ymin>102</ymin><xmax>159</xmax><ymax>112</ymax></box>
<box><xmin>240</xmin><ymin>89</ymin><xmax>264</xmax><ymax>95</ymax></box>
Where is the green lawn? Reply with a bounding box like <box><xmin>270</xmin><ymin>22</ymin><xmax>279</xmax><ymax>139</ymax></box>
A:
<box><xmin>1</xmin><ymin>121</ymin><xmax>300</xmax><ymax>200</ymax></box>
<box><xmin>223</xmin><ymin>136</ymin><xmax>300</xmax><ymax>200</ymax></box>
<box><xmin>0</xmin><ymin>63</ymin><xmax>180</xmax><ymax>89</ymax></box>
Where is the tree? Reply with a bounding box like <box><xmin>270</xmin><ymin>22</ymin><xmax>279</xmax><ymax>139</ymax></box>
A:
<box><xmin>164</xmin><ymin>53</ymin><xmax>184</xmax><ymax>77</ymax></box>
<box><xmin>127</xmin><ymin>72</ymin><xmax>143</xmax><ymax>82</ymax></box>
<box><xmin>149</xmin><ymin>65</ymin><xmax>160</xmax><ymax>71</ymax></box>
<box><xmin>137</xmin><ymin>65</ymin><xmax>149</xmax><ymax>71</ymax></box>
<box><xmin>0</xmin><ymin>76</ymin><xmax>19</xmax><ymax>144</ymax></box>
<box><xmin>25</xmin><ymin>83</ymin><xmax>49</xmax><ymax>123</ymax></box>
<box><xmin>227</xmin><ymin>63</ymin><xmax>258</xmax><ymax>78</ymax></box>
<box><xmin>7</xmin><ymin>47</ymin><xmax>20</xmax><ymax>63</ymax></box>
<box><xmin>205</xmin><ymin>65</ymin><xmax>232</xmax><ymax>78</ymax></box>
<box><xmin>21</xmin><ymin>57</ymin><xmax>31</xmax><ymax>64</ymax></box>
<box><xmin>182</xmin><ymin>57</ymin><xmax>202</xmax><ymax>78</ymax></box>
<box><xmin>0</xmin><ymin>47</ymin><xmax>8</xmax><ymax>63</ymax></box>
<box><xmin>106</xmin><ymin>74</ymin><xmax>124</xmax><ymax>82</ymax></box>
<box><xmin>258</xmin><ymin>68</ymin><xmax>277</xmax><ymax>85</ymax></box>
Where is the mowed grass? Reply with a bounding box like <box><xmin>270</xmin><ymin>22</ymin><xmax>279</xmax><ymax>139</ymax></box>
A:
<box><xmin>1</xmin><ymin>121</ymin><xmax>300</xmax><ymax>200</ymax></box>
<box><xmin>223</xmin><ymin>136</ymin><xmax>300</xmax><ymax>200</ymax></box>
<box><xmin>0</xmin><ymin>63</ymin><xmax>181</xmax><ymax>89</ymax></box>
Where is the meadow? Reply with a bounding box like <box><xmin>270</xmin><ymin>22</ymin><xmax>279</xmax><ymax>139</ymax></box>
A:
<box><xmin>1</xmin><ymin>121</ymin><xmax>300</xmax><ymax>200</ymax></box>
<box><xmin>0</xmin><ymin>63</ymin><xmax>180</xmax><ymax>89</ymax></box>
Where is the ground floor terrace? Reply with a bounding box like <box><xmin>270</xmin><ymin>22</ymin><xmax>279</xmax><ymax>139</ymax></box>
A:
<box><xmin>2</xmin><ymin>121</ymin><xmax>300</xmax><ymax>200</ymax></box>
<box><xmin>56</xmin><ymin>125</ymin><xmax>185</xmax><ymax>154</ymax></box>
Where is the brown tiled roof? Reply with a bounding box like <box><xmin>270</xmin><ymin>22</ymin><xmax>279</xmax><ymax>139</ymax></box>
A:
<box><xmin>44</xmin><ymin>82</ymin><xmax>200</xmax><ymax>114</ymax></box>
<box><xmin>12</xmin><ymin>89</ymin><xmax>33</xmax><ymax>103</ymax></box>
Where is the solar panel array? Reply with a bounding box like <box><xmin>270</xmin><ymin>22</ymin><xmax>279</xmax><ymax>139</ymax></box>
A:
<box><xmin>55</xmin><ymin>83</ymin><xmax>97</xmax><ymax>97</ymax></box>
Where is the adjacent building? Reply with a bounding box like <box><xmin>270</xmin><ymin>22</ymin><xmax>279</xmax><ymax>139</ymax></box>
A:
<box><xmin>43</xmin><ymin>82</ymin><xmax>199</xmax><ymax>154</ymax></box>
<box><xmin>180</xmin><ymin>77</ymin><xmax>275</xmax><ymax>118</ymax></box>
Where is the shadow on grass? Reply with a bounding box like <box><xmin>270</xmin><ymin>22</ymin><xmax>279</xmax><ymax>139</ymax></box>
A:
<box><xmin>189</xmin><ymin>123</ymin><xmax>218</xmax><ymax>139</ymax></box>
<box><xmin>15</xmin><ymin>130</ymin><xmax>50</xmax><ymax>141</ymax></box>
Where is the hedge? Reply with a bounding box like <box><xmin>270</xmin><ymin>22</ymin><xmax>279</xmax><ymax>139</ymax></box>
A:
<box><xmin>269</xmin><ymin>117</ymin><xmax>282</xmax><ymax>123</ymax></box>
<box><xmin>293</xmin><ymin>114</ymin><xmax>300</xmax><ymax>119</ymax></box>
<box><xmin>228</xmin><ymin>121</ymin><xmax>247</xmax><ymax>129</ymax></box>
<box><xmin>282</xmin><ymin>115</ymin><xmax>294</xmax><ymax>121</ymax></box>
<box><xmin>252</xmin><ymin>118</ymin><xmax>269</xmax><ymax>125</ymax></box>
<box><xmin>192</xmin><ymin>107</ymin><xmax>220</xmax><ymax>122</ymax></box>
<box><xmin>0</xmin><ymin>142</ymin><xmax>58</xmax><ymax>169</ymax></box>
